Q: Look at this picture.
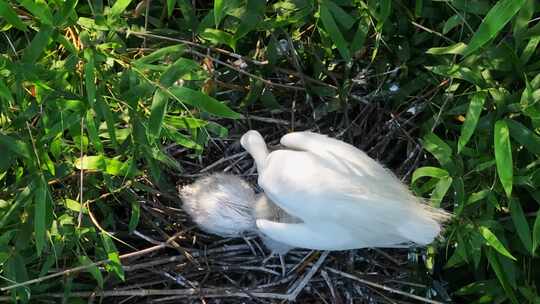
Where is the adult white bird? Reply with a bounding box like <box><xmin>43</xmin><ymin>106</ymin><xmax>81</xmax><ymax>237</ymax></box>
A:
<box><xmin>240</xmin><ymin>130</ymin><xmax>450</xmax><ymax>250</ymax></box>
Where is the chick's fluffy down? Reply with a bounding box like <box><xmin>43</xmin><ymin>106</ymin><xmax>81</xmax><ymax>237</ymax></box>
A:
<box><xmin>179</xmin><ymin>173</ymin><xmax>257</xmax><ymax>237</ymax></box>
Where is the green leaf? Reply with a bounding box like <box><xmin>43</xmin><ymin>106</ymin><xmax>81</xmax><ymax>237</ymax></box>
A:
<box><xmin>458</xmin><ymin>91</ymin><xmax>487</xmax><ymax>153</ymax></box>
<box><xmin>325</xmin><ymin>0</ymin><xmax>355</xmax><ymax>30</ymax></box>
<box><xmin>412</xmin><ymin>166</ymin><xmax>449</xmax><ymax>183</ymax></box>
<box><xmin>169</xmin><ymin>86</ymin><xmax>242</xmax><ymax>119</ymax></box>
<box><xmin>34</xmin><ymin>178</ymin><xmax>47</xmax><ymax>256</ymax></box>
<box><xmin>463</xmin><ymin>0</ymin><xmax>527</xmax><ymax>56</ymax></box>
<box><xmin>22</xmin><ymin>26</ymin><xmax>53</xmax><ymax>63</ymax></box>
<box><xmin>64</xmin><ymin>198</ymin><xmax>88</xmax><ymax>214</ymax></box>
<box><xmin>128</xmin><ymin>201</ymin><xmax>140</xmax><ymax>233</ymax></box>
<box><xmin>505</xmin><ymin>119</ymin><xmax>540</xmax><ymax>155</ymax></box>
<box><xmin>0</xmin><ymin>133</ymin><xmax>32</xmax><ymax>159</ymax></box>
<box><xmin>0</xmin><ymin>0</ymin><xmax>27</xmax><ymax>30</ymax></box>
<box><xmin>100</xmin><ymin>233</ymin><xmax>125</xmax><ymax>281</ymax></box>
<box><xmin>200</xmin><ymin>28</ymin><xmax>236</xmax><ymax>49</ymax></box>
<box><xmin>166</xmin><ymin>0</ymin><xmax>175</xmax><ymax>17</ymax></box>
<box><xmin>0</xmin><ymin>79</ymin><xmax>13</xmax><ymax>103</ymax></box>
<box><xmin>431</xmin><ymin>176</ymin><xmax>453</xmax><ymax>207</ymax></box>
<box><xmin>478</xmin><ymin>226</ymin><xmax>516</xmax><ymax>261</ymax></box>
<box><xmin>319</xmin><ymin>2</ymin><xmax>351</xmax><ymax>61</ymax></box>
<box><xmin>427</xmin><ymin>42</ymin><xmax>467</xmax><ymax>55</ymax></box>
<box><xmin>84</xmin><ymin>49</ymin><xmax>96</xmax><ymax>107</ymax></box>
<box><xmin>509</xmin><ymin>198</ymin><xmax>532</xmax><ymax>253</ymax></box>
<box><xmin>148</xmin><ymin>90</ymin><xmax>168</xmax><ymax>139</ymax></box>
<box><xmin>18</xmin><ymin>0</ymin><xmax>54</xmax><ymax>25</ymax></box>
<box><xmin>442</xmin><ymin>14</ymin><xmax>463</xmax><ymax>34</ymax></box>
<box><xmin>422</xmin><ymin>133</ymin><xmax>453</xmax><ymax>169</ymax></box>
<box><xmin>134</xmin><ymin>45</ymin><xmax>185</xmax><ymax>65</ymax></box>
<box><xmin>533</xmin><ymin>210</ymin><xmax>540</xmax><ymax>254</ymax></box>
<box><xmin>110</xmin><ymin>0</ymin><xmax>134</xmax><ymax>16</ymax></box>
<box><xmin>160</xmin><ymin>58</ymin><xmax>201</xmax><ymax>87</ymax></box>
<box><xmin>74</xmin><ymin>155</ymin><xmax>140</xmax><ymax>177</ymax></box>
<box><xmin>214</xmin><ymin>0</ymin><xmax>225</xmax><ymax>26</ymax></box>
<box><xmin>78</xmin><ymin>256</ymin><xmax>104</xmax><ymax>288</ymax></box>
<box><xmin>494</xmin><ymin>120</ymin><xmax>513</xmax><ymax>197</ymax></box>
<box><xmin>485</xmin><ymin>249</ymin><xmax>519</xmax><ymax>304</ymax></box>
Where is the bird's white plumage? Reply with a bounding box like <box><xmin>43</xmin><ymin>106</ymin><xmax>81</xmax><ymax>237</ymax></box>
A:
<box><xmin>241</xmin><ymin>130</ymin><xmax>450</xmax><ymax>250</ymax></box>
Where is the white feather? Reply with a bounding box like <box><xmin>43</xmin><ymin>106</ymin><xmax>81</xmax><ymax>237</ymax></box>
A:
<box><xmin>241</xmin><ymin>130</ymin><xmax>450</xmax><ymax>250</ymax></box>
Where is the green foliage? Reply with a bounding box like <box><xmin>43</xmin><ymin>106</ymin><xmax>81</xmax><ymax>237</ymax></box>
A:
<box><xmin>0</xmin><ymin>0</ymin><xmax>539</xmax><ymax>302</ymax></box>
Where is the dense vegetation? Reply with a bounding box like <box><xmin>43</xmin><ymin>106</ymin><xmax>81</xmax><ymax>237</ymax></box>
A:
<box><xmin>1</xmin><ymin>0</ymin><xmax>540</xmax><ymax>302</ymax></box>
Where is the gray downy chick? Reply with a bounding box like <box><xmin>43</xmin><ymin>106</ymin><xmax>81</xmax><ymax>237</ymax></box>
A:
<box><xmin>179</xmin><ymin>173</ymin><xmax>297</xmax><ymax>255</ymax></box>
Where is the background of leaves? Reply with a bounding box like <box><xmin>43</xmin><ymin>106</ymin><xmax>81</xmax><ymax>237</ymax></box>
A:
<box><xmin>0</xmin><ymin>0</ymin><xmax>540</xmax><ymax>302</ymax></box>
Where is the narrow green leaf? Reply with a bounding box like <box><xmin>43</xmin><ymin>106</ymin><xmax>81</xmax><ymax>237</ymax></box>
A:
<box><xmin>200</xmin><ymin>28</ymin><xmax>236</xmax><ymax>49</ymax></box>
<box><xmin>78</xmin><ymin>256</ymin><xmax>104</xmax><ymax>288</ymax></box>
<box><xmin>479</xmin><ymin>226</ymin><xmax>516</xmax><ymax>261</ymax></box>
<box><xmin>110</xmin><ymin>0</ymin><xmax>134</xmax><ymax>16</ymax></box>
<box><xmin>18</xmin><ymin>0</ymin><xmax>54</xmax><ymax>25</ymax></box>
<box><xmin>134</xmin><ymin>45</ymin><xmax>185</xmax><ymax>65</ymax></box>
<box><xmin>214</xmin><ymin>0</ymin><xmax>225</xmax><ymax>26</ymax></box>
<box><xmin>422</xmin><ymin>133</ymin><xmax>453</xmax><ymax>168</ymax></box>
<box><xmin>494</xmin><ymin>120</ymin><xmax>513</xmax><ymax>197</ymax></box>
<box><xmin>22</xmin><ymin>26</ymin><xmax>53</xmax><ymax>63</ymax></box>
<box><xmin>160</xmin><ymin>58</ymin><xmax>201</xmax><ymax>87</ymax></box>
<box><xmin>100</xmin><ymin>233</ymin><xmax>125</xmax><ymax>280</ymax></box>
<box><xmin>325</xmin><ymin>0</ymin><xmax>355</xmax><ymax>30</ymax></box>
<box><xmin>431</xmin><ymin>176</ymin><xmax>453</xmax><ymax>207</ymax></box>
<box><xmin>166</xmin><ymin>0</ymin><xmax>175</xmax><ymax>17</ymax></box>
<box><xmin>505</xmin><ymin>119</ymin><xmax>540</xmax><ymax>155</ymax></box>
<box><xmin>458</xmin><ymin>91</ymin><xmax>487</xmax><ymax>153</ymax></box>
<box><xmin>0</xmin><ymin>79</ymin><xmax>13</xmax><ymax>103</ymax></box>
<box><xmin>64</xmin><ymin>198</ymin><xmax>88</xmax><ymax>214</ymax></box>
<box><xmin>485</xmin><ymin>249</ymin><xmax>519</xmax><ymax>304</ymax></box>
<box><xmin>427</xmin><ymin>42</ymin><xmax>467</xmax><ymax>55</ymax></box>
<box><xmin>463</xmin><ymin>0</ymin><xmax>527</xmax><ymax>56</ymax></box>
<box><xmin>412</xmin><ymin>166</ymin><xmax>449</xmax><ymax>184</ymax></box>
<box><xmin>533</xmin><ymin>210</ymin><xmax>540</xmax><ymax>254</ymax></box>
<box><xmin>319</xmin><ymin>2</ymin><xmax>351</xmax><ymax>61</ymax></box>
<box><xmin>34</xmin><ymin>178</ymin><xmax>47</xmax><ymax>256</ymax></box>
<box><xmin>0</xmin><ymin>0</ymin><xmax>27</xmax><ymax>30</ymax></box>
<box><xmin>84</xmin><ymin>49</ymin><xmax>96</xmax><ymax>107</ymax></box>
<box><xmin>169</xmin><ymin>86</ymin><xmax>241</xmax><ymax>119</ymax></box>
<box><xmin>509</xmin><ymin>198</ymin><xmax>532</xmax><ymax>252</ymax></box>
<box><xmin>443</xmin><ymin>14</ymin><xmax>463</xmax><ymax>34</ymax></box>
<box><xmin>0</xmin><ymin>133</ymin><xmax>32</xmax><ymax>159</ymax></box>
<box><xmin>128</xmin><ymin>201</ymin><xmax>140</xmax><ymax>233</ymax></box>
<box><xmin>148</xmin><ymin>90</ymin><xmax>168</xmax><ymax>139</ymax></box>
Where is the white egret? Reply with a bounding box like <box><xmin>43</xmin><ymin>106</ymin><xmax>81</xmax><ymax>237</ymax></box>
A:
<box><xmin>240</xmin><ymin>130</ymin><xmax>450</xmax><ymax>250</ymax></box>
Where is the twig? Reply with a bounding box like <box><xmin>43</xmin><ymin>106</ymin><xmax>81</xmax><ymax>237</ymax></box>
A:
<box><xmin>325</xmin><ymin>267</ymin><xmax>446</xmax><ymax>304</ymax></box>
<box><xmin>287</xmin><ymin>251</ymin><xmax>330</xmax><ymax>301</ymax></box>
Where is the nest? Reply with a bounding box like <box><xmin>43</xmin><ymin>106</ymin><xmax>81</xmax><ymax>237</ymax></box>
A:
<box><xmin>54</xmin><ymin>98</ymin><xmax>450</xmax><ymax>304</ymax></box>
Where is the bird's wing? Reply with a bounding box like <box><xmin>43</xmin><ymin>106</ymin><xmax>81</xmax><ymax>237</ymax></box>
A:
<box><xmin>280</xmin><ymin>131</ymin><xmax>390</xmax><ymax>179</ymax></box>
<box><xmin>256</xmin><ymin>219</ymin><xmax>361</xmax><ymax>250</ymax></box>
<box><xmin>259</xmin><ymin>149</ymin><xmax>448</xmax><ymax>247</ymax></box>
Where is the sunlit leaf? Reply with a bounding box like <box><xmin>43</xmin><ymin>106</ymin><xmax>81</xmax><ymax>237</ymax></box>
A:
<box><xmin>458</xmin><ymin>91</ymin><xmax>487</xmax><ymax>153</ymax></box>
<box><xmin>463</xmin><ymin>0</ymin><xmax>527</xmax><ymax>56</ymax></box>
<box><xmin>319</xmin><ymin>1</ymin><xmax>351</xmax><ymax>61</ymax></box>
<box><xmin>110</xmin><ymin>0</ymin><xmax>134</xmax><ymax>16</ymax></box>
<box><xmin>494</xmin><ymin>120</ymin><xmax>513</xmax><ymax>197</ymax></box>
<box><xmin>169</xmin><ymin>86</ymin><xmax>241</xmax><ymax>119</ymax></box>
<box><xmin>479</xmin><ymin>226</ymin><xmax>516</xmax><ymax>261</ymax></box>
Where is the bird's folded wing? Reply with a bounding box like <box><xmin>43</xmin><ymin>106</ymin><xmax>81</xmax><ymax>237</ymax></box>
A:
<box><xmin>280</xmin><ymin>131</ymin><xmax>389</xmax><ymax>178</ymax></box>
<box><xmin>255</xmin><ymin>219</ymin><xmax>359</xmax><ymax>250</ymax></box>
